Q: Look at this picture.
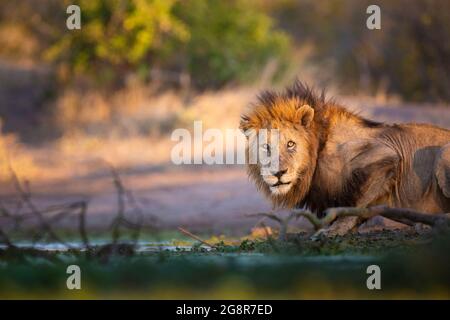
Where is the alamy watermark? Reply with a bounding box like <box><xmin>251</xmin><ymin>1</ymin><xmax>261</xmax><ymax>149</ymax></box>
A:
<box><xmin>66</xmin><ymin>5</ymin><xmax>81</xmax><ymax>30</ymax></box>
<box><xmin>366</xmin><ymin>5</ymin><xmax>381</xmax><ymax>30</ymax></box>
<box><xmin>66</xmin><ymin>264</ymin><xmax>81</xmax><ymax>290</ymax></box>
<box><xmin>171</xmin><ymin>121</ymin><xmax>280</xmax><ymax>171</ymax></box>
<box><xmin>366</xmin><ymin>264</ymin><xmax>381</xmax><ymax>290</ymax></box>
<box><xmin>64</xmin><ymin>4</ymin><xmax>380</xmax><ymax>32</ymax></box>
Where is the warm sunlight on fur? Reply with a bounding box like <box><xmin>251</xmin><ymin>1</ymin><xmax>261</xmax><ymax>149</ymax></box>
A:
<box><xmin>240</xmin><ymin>81</ymin><xmax>450</xmax><ymax>223</ymax></box>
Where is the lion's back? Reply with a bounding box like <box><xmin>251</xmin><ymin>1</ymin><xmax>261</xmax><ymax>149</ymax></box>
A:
<box><xmin>399</xmin><ymin>123</ymin><xmax>450</xmax><ymax>146</ymax></box>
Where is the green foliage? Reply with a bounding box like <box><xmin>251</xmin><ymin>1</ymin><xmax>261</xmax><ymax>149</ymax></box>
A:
<box><xmin>44</xmin><ymin>0</ymin><xmax>290</xmax><ymax>87</ymax></box>
<box><xmin>175</xmin><ymin>0</ymin><xmax>290</xmax><ymax>88</ymax></box>
<box><xmin>45</xmin><ymin>0</ymin><xmax>189</xmax><ymax>82</ymax></box>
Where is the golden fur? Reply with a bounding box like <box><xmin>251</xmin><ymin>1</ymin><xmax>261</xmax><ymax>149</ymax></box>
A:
<box><xmin>240</xmin><ymin>81</ymin><xmax>450</xmax><ymax>218</ymax></box>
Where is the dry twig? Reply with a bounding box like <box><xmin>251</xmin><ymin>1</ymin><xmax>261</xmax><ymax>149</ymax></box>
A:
<box><xmin>107</xmin><ymin>164</ymin><xmax>150</xmax><ymax>248</ymax></box>
<box><xmin>177</xmin><ymin>227</ymin><xmax>217</xmax><ymax>248</ymax></box>
<box><xmin>9</xmin><ymin>166</ymin><xmax>73</xmax><ymax>247</ymax></box>
<box><xmin>1</xmin><ymin>161</ymin><xmax>157</xmax><ymax>256</ymax></box>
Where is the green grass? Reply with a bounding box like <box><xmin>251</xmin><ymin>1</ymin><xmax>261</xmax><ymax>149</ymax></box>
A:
<box><xmin>0</xmin><ymin>230</ymin><xmax>449</xmax><ymax>299</ymax></box>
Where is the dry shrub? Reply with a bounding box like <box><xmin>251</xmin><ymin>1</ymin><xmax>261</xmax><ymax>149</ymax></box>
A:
<box><xmin>57</xmin><ymin>133</ymin><xmax>172</xmax><ymax>168</ymax></box>
<box><xmin>52</xmin><ymin>83</ymin><xmax>257</xmax><ymax>171</ymax></box>
<box><xmin>0</xmin><ymin>81</ymin><xmax>261</xmax><ymax>183</ymax></box>
<box><xmin>55</xmin><ymin>81</ymin><xmax>186</xmax><ymax>138</ymax></box>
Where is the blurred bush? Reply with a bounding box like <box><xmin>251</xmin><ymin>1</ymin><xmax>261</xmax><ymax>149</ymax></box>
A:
<box><xmin>42</xmin><ymin>0</ymin><xmax>290</xmax><ymax>88</ymax></box>
<box><xmin>0</xmin><ymin>0</ymin><xmax>448</xmax><ymax>101</ymax></box>
<box><xmin>269</xmin><ymin>0</ymin><xmax>450</xmax><ymax>102</ymax></box>
<box><xmin>44</xmin><ymin>0</ymin><xmax>190</xmax><ymax>84</ymax></box>
<box><xmin>174</xmin><ymin>0</ymin><xmax>290</xmax><ymax>88</ymax></box>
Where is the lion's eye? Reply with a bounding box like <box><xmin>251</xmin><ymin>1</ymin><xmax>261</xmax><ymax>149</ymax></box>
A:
<box><xmin>287</xmin><ymin>141</ymin><xmax>296</xmax><ymax>149</ymax></box>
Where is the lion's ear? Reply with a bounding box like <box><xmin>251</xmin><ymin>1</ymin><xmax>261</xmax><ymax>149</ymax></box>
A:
<box><xmin>239</xmin><ymin>115</ymin><xmax>252</xmax><ymax>138</ymax></box>
<box><xmin>296</xmin><ymin>104</ymin><xmax>314</xmax><ymax>128</ymax></box>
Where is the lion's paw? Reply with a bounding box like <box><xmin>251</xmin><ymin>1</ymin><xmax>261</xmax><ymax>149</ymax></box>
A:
<box><xmin>310</xmin><ymin>216</ymin><xmax>360</xmax><ymax>240</ymax></box>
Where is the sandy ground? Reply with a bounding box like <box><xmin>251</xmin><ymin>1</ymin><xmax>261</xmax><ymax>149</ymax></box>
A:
<box><xmin>2</xmin><ymin>164</ymin><xmax>271</xmax><ymax>235</ymax></box>
<box><xmin>1</xmin><ymin>102</ymin><xmax>449</xmax><ymax>236</ymax></box>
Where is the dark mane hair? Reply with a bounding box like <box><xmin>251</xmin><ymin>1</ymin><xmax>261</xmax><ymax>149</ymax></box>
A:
<box><xmin>241</xmin><ymin>79</ymin><xmax>388</xmax><ymax>211</ymax></box>
<box><xmin>256</xmin><ymin>79</ymin><xmax>329</xmax><ymax>111</ymax></box>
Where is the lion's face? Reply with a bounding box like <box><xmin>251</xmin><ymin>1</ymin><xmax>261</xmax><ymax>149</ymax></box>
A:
<box><xmin>258</xmin><ymin>126</ymin><xmax>313</xmax><ymax>195</ymax></box>
<box><xmin>241</xmin><ymin>102</ymin><xmax>319</xmax><ymax>207</ymax></box>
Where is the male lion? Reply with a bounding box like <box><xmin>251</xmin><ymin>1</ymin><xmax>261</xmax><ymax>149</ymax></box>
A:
<box><xmin>240</xmin><ymin>81</ymin><xmax>450</xmax><ymax>235</ymax></box>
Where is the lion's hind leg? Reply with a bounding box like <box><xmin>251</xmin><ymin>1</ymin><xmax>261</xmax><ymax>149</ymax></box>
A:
<box><xmin>436</xmin><ymin>143</ymin><xmax>450</xmax><ymax>198</ymax></box>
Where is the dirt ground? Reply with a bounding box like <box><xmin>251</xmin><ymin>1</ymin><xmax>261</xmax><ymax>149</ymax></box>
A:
<box><xmin>1</xmin><ymin>102</ymin><xmax>449</xmax><ymax>236</ymax></box>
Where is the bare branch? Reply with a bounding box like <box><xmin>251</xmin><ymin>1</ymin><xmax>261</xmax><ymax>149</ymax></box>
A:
<box><xmin>124</xmin><ymin>189</ymin><xmax>144</xmax><ymax>246</ymax></box>
<box><xmin>246</xmin><ymin>211</ymin><xmax>301</xmax><ymax>240</ymax></box>
<box><xmin>106</xmin><ymin>164</ymin><xmax>150</xmax><ymax>248</ymax></box>
<box><xmin>8</xmin><ymin>165</ymin><xmax>72</xmax><ymax>248</ymax></box>
<box><xmin>247</xmin><ymin>205</ymin><xmax>450</xmax><ymax>239</ymax></box>
<box><xmin>78</xmin><ymin>201</ymin><xmax>90</xmax><ymax>250</ymax></box>
<box><xmin>177</xmin><ymin>227</ymin><xmax>217</xmax><ymax>248</ymax></box>
<box><xmin>321</xmin><ymin>206</ymin><xmax>450</xmax><ymax>229</ymax></box>
<box><xmin>109</xmin><ymin>165</ymin><xmax>126</xmax><ymax>246</ymax></box>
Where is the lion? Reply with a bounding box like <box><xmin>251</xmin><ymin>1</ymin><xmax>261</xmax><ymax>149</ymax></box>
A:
<box><xmin>240</xmin><ymin>80</ymin><xmax>450</xmax><ymax>236</ymax></box>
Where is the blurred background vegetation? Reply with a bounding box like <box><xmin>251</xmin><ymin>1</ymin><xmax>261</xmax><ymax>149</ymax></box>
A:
<box><xmin>1</xmin><ymin>0</ymin><xmax>449</xmax><ymax>97</ymax></box>
<box><xmin>0</xmin><ymin>0</ymin><xmax>449</xmax><ymax>177</ymax></box>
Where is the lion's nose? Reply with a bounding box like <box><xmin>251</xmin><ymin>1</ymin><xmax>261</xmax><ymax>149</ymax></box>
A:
<box><xmin>273</xmin><ymin>169</ymin><xmax>287</xmax><ymax>178</ymax></box>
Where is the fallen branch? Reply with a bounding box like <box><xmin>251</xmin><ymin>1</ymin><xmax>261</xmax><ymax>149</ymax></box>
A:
<box><xmin>317</xmin><ymin>205</ymin><xmax>450</xmax><ymax>229</ymax></box>
<box><xmin>177</xmin><ymin>227</ymin><xmax>217</xmax><ymax>248</ymax></box>
<box><xmin>247</xmin><ymin>205</ymin><xmax>450</xmax><ymax>240</ymax></box>
<box><xmin>246</xmin><ymin>212</ymin><xmax>296</xmax><ymax>240</ymax></box>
